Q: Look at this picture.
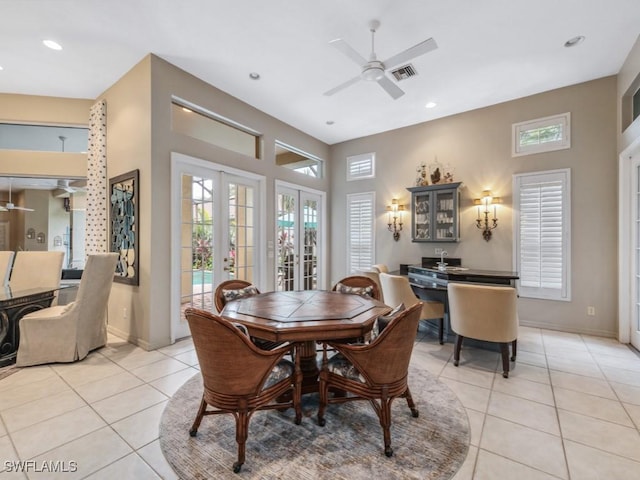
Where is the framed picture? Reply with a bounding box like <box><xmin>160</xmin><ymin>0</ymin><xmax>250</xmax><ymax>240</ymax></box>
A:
<box><xmin>109</xmin><ymin>169</ymin><xmax>139</xmax><ymax>285</ymax></box>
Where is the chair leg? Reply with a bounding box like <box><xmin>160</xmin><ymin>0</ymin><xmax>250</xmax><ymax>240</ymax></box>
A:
<box><xmin>317</xmin><ymin>377</ymin><xmax>328</xmax><ymax>427</ymax></box>
<box><xmin>511</xmin><ymin>339</ymin><xmax>517</xmax><ymax>361</ymax></box>
<box><xmin>453</xmin><ymin>335</ymin><xmax>464</xmax><ymax>366</ymax></box>
<box><xmin>438</xmin><ymin>317</ymin><xmax>444</xmax><ymax>345</ymax></box>
<box><xmin>500</xmin><ymin>343</ymin><xmax>510</xmax><ymax>378</ymax></box>
<box><xmin>189</xmin><ymin>396</ymin><xmax>207</xmax><ymax>436</ymax></box>
<box><xmin>377</xmin><ymin>397</ymin><xmax>394</xmax><ymax>457</ymax></box>
<box><xmin>403</xmin><ymin>386</ymin><xmax>419</xmax><ymax>418</ymax></box>
<box><xmin>233</xmin><ymin>410</ymin><xmax>249</xmax><ymax>473</ymax></box>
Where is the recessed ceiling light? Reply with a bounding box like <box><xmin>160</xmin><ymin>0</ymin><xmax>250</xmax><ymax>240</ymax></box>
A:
<box><xmin>326</xmin><ymin>120</ymin><xmax>335</xmax><ymax>125</ymax></box>
<box><xmin>425</xmin><ymin>102</ymin><xmax>437</xmax><ymax>109</ymax></box>
<box><xmin>249</xmin><ymin>72</ymin><xmax>260</xmax><ymax>80</ymax></box>
<box><xmin>43</xmin><ymin>39</ymin><xmax>62</xmax><ymax>50</ymax></box>
<box><xmin>564</xmin><ymin>36</ymin><xmax>585</xmax><ymax>48</ymax></box>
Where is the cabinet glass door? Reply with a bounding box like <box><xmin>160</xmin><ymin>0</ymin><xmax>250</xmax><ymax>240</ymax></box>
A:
<box><xmin>434</xmin><ymin>190</ymin><xmax>456</xmax><ymax>240</ymax></box>
<box><xmin>413</xmin><ymin>192</ymin><xmax>431</xmax><ymax>240</ymax></box>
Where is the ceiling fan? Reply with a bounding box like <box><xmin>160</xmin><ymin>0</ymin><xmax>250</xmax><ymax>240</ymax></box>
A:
<box><xmin>0</xmin><ymin>179</ymin><xmax>34</xmax><ymax>212</ymax></box>
<box><xmin>324</xmin><ymin>20</ymin><xmax>438</xmax><ymax>100</ymax></box>
<box><xmin>56</xmin><ymin>179</ymin><xmax>85</xmax><ymax>193</ymax></box>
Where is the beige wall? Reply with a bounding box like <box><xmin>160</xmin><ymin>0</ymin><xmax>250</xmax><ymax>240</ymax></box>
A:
<box><xmin>330</xmin><ymin>76</ymin><xmax>618</xmax><ymax>337</ymax></box>
<box><xmin>98</xmin><ymin>54</ymin><xmax>330</xmax><ymax>349</ymax></box>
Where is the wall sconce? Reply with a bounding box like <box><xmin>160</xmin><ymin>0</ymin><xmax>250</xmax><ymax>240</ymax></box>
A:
<box><xmin>26</xmin><ymin>228</ymin><xmax>35</xmax><ymax>240</ymax></box>
<box><xmin>386</xmin><ymin>199</ymin><xmax>405</xmax><ymax>241</ymax></box>
<box><xmin>36</xmin><ymin>232</ymin><xmax>46</xmax><ymax>244</ymax></box>
<box><xmin>474</xmin><ymin>190</ymin><xmax>500</xmax><ymax>242</ymax></box>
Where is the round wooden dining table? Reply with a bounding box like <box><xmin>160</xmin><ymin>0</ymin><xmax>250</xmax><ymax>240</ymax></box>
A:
<box><xmin>220</xmin><ymin>290</ymin><xmax>390</xmax><ymax>394</ymax></box>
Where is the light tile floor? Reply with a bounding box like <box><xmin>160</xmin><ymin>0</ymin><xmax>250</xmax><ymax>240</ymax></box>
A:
<box><xmin>1</xmin><ymin>326</ymin><xmax>639</xmax><ymax>479</ymax></box>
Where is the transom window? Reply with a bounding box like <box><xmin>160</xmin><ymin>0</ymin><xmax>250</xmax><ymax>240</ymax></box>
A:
<box><xmin>512</xmin><ymin>113</ymin><xmax>570</xmax><ymax>157</ymax></box>
<box><xmin>346</xmin><ymin>152</ymin><xmax>375</xmax><ymax>181</ymax></box>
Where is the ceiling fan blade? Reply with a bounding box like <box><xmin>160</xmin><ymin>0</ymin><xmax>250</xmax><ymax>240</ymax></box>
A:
<box><xmin>377</xmin><ymin>75</ymin><xmax>405</xmax><ymax>99</ymax></box>
<box><xmin>11</xmin><ymin>206</ymin><xmax>35</xmax><ymax>212</ymax></box>
<box><xmin>324</xmin><ymin>75</ymin><xmax>362</xmax><ymax>96</ymax></box>
<box><xmin>0</xmin><ymin>206</ymin><xmax>7</xmax><ymax>212</ymax></box>
<box><xmin>329</xmin><ymin>38</ymin><xmax>367</xmax><ymax>66</ymax></box>
<box><xmin>382</xmin><ymin>37</ymin><xmax>438</xmax><ymax>69</ymax></box>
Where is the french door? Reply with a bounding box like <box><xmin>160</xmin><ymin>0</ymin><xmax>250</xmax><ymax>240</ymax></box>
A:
<box><xmin>171</xmin><ymin>156</ymin><xmax>260</xmax><ymax>340</ymax></box>
<box><xmin>632</xmin><ymin>156</ymin><xmax>640</xmax><ymax>349</ymax></box>
<box><xmin>275</xmin><ymin>184</ymin><xmax>323</xmax><ymax>291</ymax></box>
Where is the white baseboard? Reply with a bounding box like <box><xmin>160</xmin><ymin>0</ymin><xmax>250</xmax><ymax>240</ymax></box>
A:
<box><xmin>519</xmin><ymin>319</ymin><xmax>619</xmax><ymax>340</ymax></box>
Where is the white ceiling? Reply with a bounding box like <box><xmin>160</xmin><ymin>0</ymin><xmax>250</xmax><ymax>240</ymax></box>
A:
<box><xmin>0</xmin><ymin>1</ymin><xmax>639</xmax><ymax>145</ymax></box>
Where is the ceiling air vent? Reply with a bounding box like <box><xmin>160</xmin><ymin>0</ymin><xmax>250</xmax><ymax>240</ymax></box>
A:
<box><xmin>390</xmin><ymin>64</ymin><xmax>418</xmax><ymax>81</ymax></box>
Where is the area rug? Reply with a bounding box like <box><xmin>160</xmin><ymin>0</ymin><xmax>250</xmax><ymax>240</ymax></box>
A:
<box><xmin>160</xmin><ymin>367</ymin><xmax>470</xmax><ymax>479</ymax></box>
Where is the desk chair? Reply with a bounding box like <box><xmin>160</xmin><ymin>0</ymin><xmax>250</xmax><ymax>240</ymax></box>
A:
<box><xmin>379</xmin><ymin>272</ymin><xmax>446</xmax><ymax>344</ymax></box>
<box><xmin>447</xmin><ymin>282</ymin><xmax>518</xmax><ymax>378</ymax></box>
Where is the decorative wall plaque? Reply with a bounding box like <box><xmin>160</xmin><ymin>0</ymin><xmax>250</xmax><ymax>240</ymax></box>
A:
<box><xmin>109</xmin><ymin>169</ymin><xmax>139</xmax><ymax>285</ymax></box>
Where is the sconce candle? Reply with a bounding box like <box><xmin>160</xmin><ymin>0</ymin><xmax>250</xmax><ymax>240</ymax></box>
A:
<box><xmin>474</xmin><ymin>190</ymin><xmax>500</xmax><ymax>241</ymax></box>
<box><xmin>387</xmin><ymin>198</ymin><xmax>405</xmax><ymax>241</ymax></box>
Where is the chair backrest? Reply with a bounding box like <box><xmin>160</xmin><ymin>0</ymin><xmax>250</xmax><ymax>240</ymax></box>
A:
<box><xmin>74</xmin><ymin>253</ymin><xmax>119</xmax><ymax>354</ymax></box>
<box><xmin>378</xmin><ymin>272</ymin><xmax>420</xmax><ymax>309</ymax></box>
<box><xmin>214</xmin><ymin>279</ymin><xmax>260</xmax><ymax>313</ymax></box>
<box><xmin>185</xmin><ymin>307</ymin><xmax>285</xmax><ymax>397</ymax></box>
<box><xmin>342</xmin><ymin>301</ymin><xmax>422</xmax><ymax>385</ymax></box>
<box><xmin>447</xmin><ymin>283</ymin><xmax>518</xmax><ymax>343</ymax></box>
<box><xmin>332</xmin><ymin>275</ymin><xmax>381</xmax><ymax>301</ymax></box>
<box><xmin>356</xmin><ymin>270</ymin><xmax>384</xmax><ymax>302</ymax></box>
<box><xmin>372</xmin><ymin>264</ymin><xmax>389</xmax><ymax>274</ymax></box>
<box><xmin>10</xmin><ymin>251</ymin><xmax>64</xmax><ymax>292</ymax></box>
<box><xmin>0</xmin><ymin>251</ymin><xmax>14</xmax><ymax>287</ymax></box>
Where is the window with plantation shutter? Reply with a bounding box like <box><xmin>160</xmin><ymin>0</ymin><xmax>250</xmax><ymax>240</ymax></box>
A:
<box><xmin>347</xmin><ymin>192</ymin><xmax>375</xmax><ymax>273</ymax></box>
<box><xmin>513</xmin><ymin>169</ymin><xmax>571</xmax><ymax>301</ymax></box>
<box><xmin>346</xmin><ymin>153</ymin><xmax>375</xmax><ymax>181</ymax></box>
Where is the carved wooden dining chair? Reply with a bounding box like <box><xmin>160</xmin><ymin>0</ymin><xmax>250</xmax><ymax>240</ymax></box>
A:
<box><xmin>214</xmin><ymin>279</ymin><xmax>283</xmax><ymax>350</ymax></box>
<box><xmin>317</xmin><ymin>301</ymin><xmax>422</xmax><ymax>457</ymax></box>
<box><xmin>185</xmin><ymin>307</ymin><xmax>301</xmax><ymax>473</ymax></box>
<box><xmin>332</xmin><ymin>275</ymin><xmax>381</xmax><ymax>301</ymax></box>
<box><xmin>447</xmin><ymin>282</ymin><xmax>518</xmax><ymax>378</ymax></box>
<box><xmin>379</xmin><ymin>272</ymin><xmax>446</xmax><ymax>344</ymax></box>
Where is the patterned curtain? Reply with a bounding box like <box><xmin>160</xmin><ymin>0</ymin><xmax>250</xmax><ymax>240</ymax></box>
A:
<box><xmin>86</xmin><ymin>100</ymin><xmax>108</xmax><ymax>255</ymax></box>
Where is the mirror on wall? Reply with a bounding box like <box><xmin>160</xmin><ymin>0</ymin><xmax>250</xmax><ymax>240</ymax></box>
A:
<box><xmin>0</xmin><ymin>176</ymin><xmax>87</xmax><ymax>270</ymax></box>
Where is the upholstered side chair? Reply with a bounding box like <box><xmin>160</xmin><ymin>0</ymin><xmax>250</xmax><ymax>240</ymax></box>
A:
<box><xmin>379</xmin><ymin>272</ymin><xmax>446</xmax><ymax>344</ymax></box>
<box><xmin>16</xmin><ymin>253</ymin><xmax>118</xmax><ymax>367</ymax></box>
<box><xmin>317</xmin><ymin>301</ymin><xmax>423</xmax><ymax>457</ymax></box>
<box><xmin>447</xmin><ymin>282</ymin><xmax>519</xmax><ymax>378</ymax></box>
<box><xmin>185</xmin><ymin>307</ymin><xmax>302</xmax><ymax>473</ymax></box>
<box><xmin>10</xmin><ymin>251</ymin><xmax>64</xmax><ymax>304</ymax></box>
<box><xmin>0</xmin><ymin>250</ymin><xmax>14</xmax><ymax>287</ymax></box>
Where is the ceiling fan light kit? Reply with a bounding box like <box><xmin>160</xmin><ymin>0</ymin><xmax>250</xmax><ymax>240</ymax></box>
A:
<box><xmin>324</xmin><ymin>19</ymin><xmax>438</xmax><ymax>99</ymax></box>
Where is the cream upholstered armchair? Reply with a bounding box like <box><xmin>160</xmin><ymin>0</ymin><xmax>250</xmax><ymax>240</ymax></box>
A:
<box><xmin>16</xmin><ymin>253</ymin><xmax>118</xmax><ymax>367</ymax></box>
<box><xmin>447</xmin><ymin>282</ymin><xmax>518</xmax><ymax>378</ymax></box>
<box><xmin>0</xmin><ymin>251</ymin><xmax>14</xmax><ymax>287</ymax></box>
<box><xmin>371</xmin><ymin>264</ymin><xmax>389</xmax><ymax>274</ymax></box>
<box><xmin>379</xmin><ymin>272</ymin><xmax>446</xmax><ymax>344</ymax></box>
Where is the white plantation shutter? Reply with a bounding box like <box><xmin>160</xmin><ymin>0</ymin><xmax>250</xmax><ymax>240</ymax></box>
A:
<box><xmin>347</xmin><ymin>153</ymin><xmax>375</xmax><ymax>181</ymax></box>
<box><xmin>347</xmin><ymin>192</ymin><xmax>375</xmax><ymax>273</ymax></box>
<box><xmin>513</xmin><ymin>169</ymin><xmax>571</xmax><ymax>300</ymax></box>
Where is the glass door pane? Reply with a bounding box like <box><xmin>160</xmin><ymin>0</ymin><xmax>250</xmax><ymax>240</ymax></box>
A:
<box><xmin>181</xmin><ymin>175</ymin><xmax>215</xmax><ymax>315</ymax></box>
<box><xmin>301</xmin><ymin>194</ymin><xmax>318</xmax><ymax>290</ymax></box>
<box><xmin>225</xmin><ymin>178</ymin><xmax>256</xmax><ymax>283</ymax></box>
<box><xmin>276</xmin><ymin>190</ymin><xmax>297</xmax><ymax>291</ymax></box>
